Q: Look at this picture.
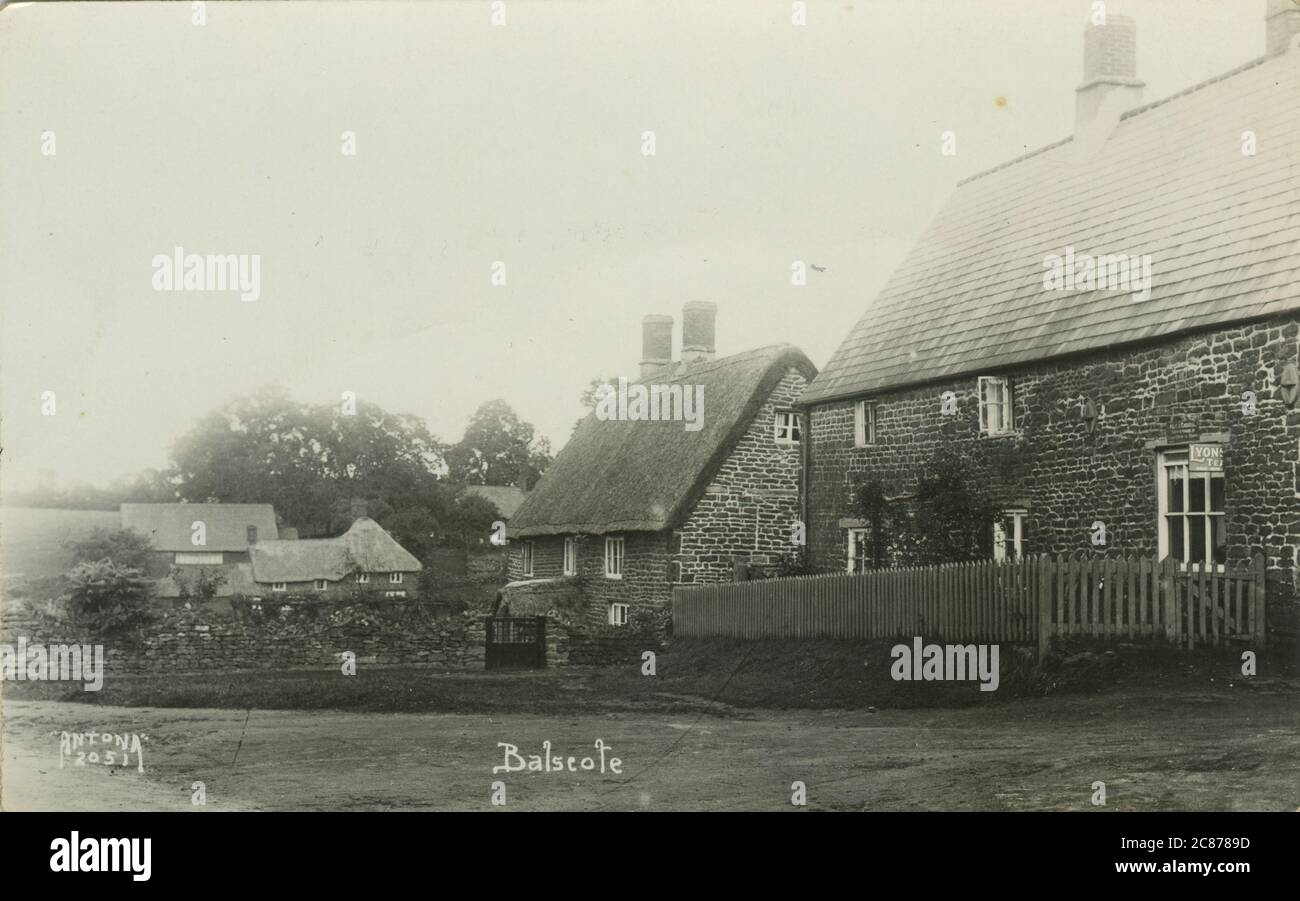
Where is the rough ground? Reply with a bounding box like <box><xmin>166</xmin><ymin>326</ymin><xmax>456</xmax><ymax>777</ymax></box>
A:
<box><xmin>3</xmin><ymin>678</ymin><xmax>1296</xmax><ymax>811</ymax></box>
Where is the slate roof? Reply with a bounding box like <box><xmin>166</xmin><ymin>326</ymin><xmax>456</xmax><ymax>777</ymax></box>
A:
<box><xmin>802</xmin><ymin>49</ymin><xmax>1300</xmax><ymax>404</ymax></box>
<box><xmin>248</xmin><ymin>517</ymin><xmax>421</xmax><ymax>583</ymax></box>
<box><xmin>509</xmin><ymin>344</ymin><xmax>817</xmax><ymax>537</ymax></box>
<box><xmin>120</xmin><ymin>503</ymin><xmax>278</xmax><ymax>552</ymax></box>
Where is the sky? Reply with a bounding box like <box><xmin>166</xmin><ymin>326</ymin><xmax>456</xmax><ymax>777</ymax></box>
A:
<box><xmin>0</xmin><ymin>0</ymin><xmax>1269</xmax><ymax>493</ymax></box>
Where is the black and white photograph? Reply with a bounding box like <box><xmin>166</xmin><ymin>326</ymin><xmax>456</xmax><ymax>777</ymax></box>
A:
<box><xmin>0</xmin><ymin>0</ymin><xmax>1297</xmax><ymax>879</ymax></box>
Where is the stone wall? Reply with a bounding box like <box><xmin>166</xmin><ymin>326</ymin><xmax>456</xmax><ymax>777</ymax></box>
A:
<box><xmin>0</xmin><ymin>599</ymin><xmax>487</xmax><ymax>676</ymax></box>
<box><xmin>804</xmin><ymin>316</ymin><xmax>1300</xmax><ymax>651</ymax></box>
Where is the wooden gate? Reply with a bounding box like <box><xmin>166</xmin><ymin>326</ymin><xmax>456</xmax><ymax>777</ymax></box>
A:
<box><xmin>485</xmin><ymin>616</ymin><xmax>547</xmax><ymax>670</ymax></box>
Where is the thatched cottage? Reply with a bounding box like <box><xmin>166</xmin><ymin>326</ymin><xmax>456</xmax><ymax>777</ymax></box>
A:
<box><xmin>504</xmin><ymin>303</ymin><xmax>817</xmax><ymax>627</ymax></box>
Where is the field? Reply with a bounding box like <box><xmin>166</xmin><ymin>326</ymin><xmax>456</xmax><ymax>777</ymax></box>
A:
<box><xmin>0</xmin><ymin>506</ymin><xmax>119</xmax><ymax>582</ymax></box>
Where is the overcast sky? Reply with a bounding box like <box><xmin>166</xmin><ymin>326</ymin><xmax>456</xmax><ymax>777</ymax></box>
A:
<box><xmin>0</xmin><ymin>0</ymin><xmax>1268</xmax><ymax>494</ymax></box>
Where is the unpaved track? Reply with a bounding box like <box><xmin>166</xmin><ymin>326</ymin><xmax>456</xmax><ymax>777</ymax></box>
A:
<box><xmin>3</xmin><ymin>682</ymin><xmax>1297</xmax><ymax>811</ymax></box>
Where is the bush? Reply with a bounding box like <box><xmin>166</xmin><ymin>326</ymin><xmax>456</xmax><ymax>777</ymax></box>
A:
<box><xmin>59</xmin><ymin>558</ymin><xmax>155</xmax><ymax>635</ymax></box>
<box><xmin>65</xmin><ymin>528</ymin><xmax>154</xmax><ymax>571</ymax></box>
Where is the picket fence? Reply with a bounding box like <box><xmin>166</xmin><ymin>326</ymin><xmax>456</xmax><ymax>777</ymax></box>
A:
<box><xmin>671</xmin><ymin>554</ymin><xmax>1267</xmax><ymax>656</ymax></box>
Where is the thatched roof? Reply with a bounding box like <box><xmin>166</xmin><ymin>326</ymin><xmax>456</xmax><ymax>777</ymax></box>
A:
<box><xmin>802</xmin><ymin>50</ymin><xmax>1300</xmax><ymax>403</ymax></box>
<box><xmin>510</xmin><ymin>344</ymin><xmax>817</xmax><ymax>537</ymax></box>
<box><xmin>121</xmin><ymin>503</ymin><xmax>278</xmax><ymax>552</ymax></box>
<box><xmin>461</xmin><ymin>485</ymin><xmax>527</xmax><ymax>519</ymax></box>
<box><xmin>249</xmin><ymin>517</ymin><xmax>421</xmax><ymax>582</ymax></box>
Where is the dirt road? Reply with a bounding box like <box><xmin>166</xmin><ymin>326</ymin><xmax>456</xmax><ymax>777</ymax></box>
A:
<box><xmin>3</xmin><ymin>680</ymin><xmax>1296</xmax><ymax>811</ymax></box>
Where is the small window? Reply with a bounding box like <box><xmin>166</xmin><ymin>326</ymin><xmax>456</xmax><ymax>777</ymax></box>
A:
<box><xmin>389</xmin><ymin>572</ymin><xmax>403</xmax><ymax>584</ymax></box>
<box><xmin>272</xmin><ymin>582</ymin><xmax>287</xmax><ymax>593</ymax></box>
<box><xmin>978</xmin><ymin>377</ymin><xmax>1014</xmax><ymax>435</ymax></box>
<box><xmin>854</xmin><ymin>401</ymin><xmax>877</xmax><ymax>447</ymax></box>
<box><xmin>605</xmin><ymin>536</ymin><xmax>625</xmax><ymax>579</ymax></box>
<box><xmin>774</xmin><ymin>411</ymin><xmax>802</xmax><ymax>443</ymax></box>
<box><xmin>563</xmin><ymin>538</ymin><xmax>577</xmax><ymax>576</ymax></box>
<box><xmin>385</xmin><ymin>590</ymin><xmax>407</xmax><ymax>598</ymax></box>
<box><xmin>521</xmin><ymin>541</ymin><xmax>535</xmax><ymax>577</ymax></box>
<box><xmin>314</xmin><ymin>579</ymin><xmax>328</xmax><ymax>591</ymax></box>
<box><xmin>993</xmin><ymin>510</ymin><xmax>1027</xmax><ymax>562</ymax></box>
<box><xmin>1158</xmin><ymin>448</ymin><xmax>1226</xmax><ymax>567</ymax></box>
<box><xmin>608</xmin><ymin>603</ymin><xmax>629</xmax><ymax>626</ymax></box>
<box><xmin>846</xmin><ymin>527</ymin><xmax>870</xmax><ymax>573</ymax></box>
<box><xmin>356</xmin><ymin>572</ymin><xmax>370</xmax><ymax>584</ymax></box>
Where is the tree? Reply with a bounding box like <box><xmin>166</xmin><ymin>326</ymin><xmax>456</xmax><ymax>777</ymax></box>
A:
<box><xmin>441</xmin><ymin>493</ymin><xmax>503</xmax><ymax>553</ymax></box>
<box><xmin>574</xmin><ymin>376</ymin><xmax>620</xmax><ymax>434</ymax></box>
<box><xmin>445</xmin><ymin>400</ymin><xmax>552</xmax><ymax>489</ymax></box>
<box><xmin>65</xmin><ymin>528</ymin><xmax>154</xmax><ymax>572</ymax></box>
<box><xmin>63</xmin><ymin>559</ymin><xmax>154</xmax><ymax>634</ymax></box>
<box><xmin>169</xmin><ymin>386</ymin><xmax>449</xmax><ymax>537</ymax></box>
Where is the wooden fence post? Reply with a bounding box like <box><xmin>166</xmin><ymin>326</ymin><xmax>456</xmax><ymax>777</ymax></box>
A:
<box><xmin>1253</xmin><ymin>552</ymin><xmax>1267</xmax><ymax>650</ymax></box>
<box><xmin>1036</xmin><ymin>555</ymin><xmax>1052</xmax><ymax>661</ymax></box>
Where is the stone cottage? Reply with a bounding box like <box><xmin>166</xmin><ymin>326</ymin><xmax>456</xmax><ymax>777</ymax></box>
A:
<box><xmin>796</xmin><ymin>10</ymin><xmax>1300</xmax><ymax>648</ymax></box>
<box><xmin>120</xmin><ymin>502</ymin><xmax>278</xmax><ymax>597</ymax></box>
<box><xmin>505</xmin><ymin>302</ymin><xmax>817</xmax><ymax>627</ymax></box>
<box><xmin>247</xmin><ymin>516</ymin><xmax>422</xmax><ymax>598</ymax></box>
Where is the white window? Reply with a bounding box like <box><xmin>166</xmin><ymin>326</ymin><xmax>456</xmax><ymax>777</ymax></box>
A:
<box><xmin>993</xmin><ymin>510</ymin><xmax>1027</xmax><ymax>562</ymax></box>
<box><xmin>272</xmin><ymin>582</ymin><xmax>287</xmax><ymax>593</ymax></box>
<box><xmin>385</xmin><ymin>590</ymin><xmax>407</xmax><ymax>598</ymax></box>
<box><xmin>604</xmin><ymin>536</ymin><xmax>625</xmax><ymax>579</ymax></box>
<box><xmin>846</xmin><ymin>527</ymin><xmax>870</xmax><ymax>574</ymax></box>
<box><xmin>521</xmin><ymin>541</ymin><xmax>534</xmax><ymax>577</ymax></box>
<box><xmin>389</xmin><ymin>572</ymin><xmax>403</xmax><ymax>584</ymax></box>
<box><xmin>774</xmin><ymin>411</ymin><xmax>801</xmax><ymax>443</ymax></box>
<box><xmin>978</xmin><ymin>377</ymin><xmax>1014</xmax><ymax>436</ymax></box>
<box><xmin>175</xmin><ymin>552</ymin><xmax>223</xmax><ymax>565</ymax></box>
<box><xmin>1158</xmin><ymin>448</ymin><xmax>1226</xmax><ymax>567</ymax></box>
<box><xmin>854</xmin><ymin>401</ymin><xmax>877</xmax><ymax>447</ymax></box>
<box><xmin>356</xmin><ymin>572</ymin><xmax>370</xmax><ymax>584</ymax></box>
<box><xmin>563</xmin><ymin>538</ymin><xmax>577</xmax><ymax>576</ymax></box>
<box><xmin>608</xmin><ymin>603</ymin><xmax>629</xmax><ymax>626</ymax></box>
<box><xmin>314</xmin><ymin>579</ymin><xmax>328</xmax><ymax>591</ymax></box>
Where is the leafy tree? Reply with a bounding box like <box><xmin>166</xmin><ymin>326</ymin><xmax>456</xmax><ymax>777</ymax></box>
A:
<box><xmin>574</xmin><ymin>376</ymin><xmax>621</xmax><ymax>434</ymax></box>
<box><xmin>441</xmin><ymin>493</ymin><xmax>503</xmax><ymax>553</ymax></box>
<box><xmin>445</xmin><ymin>400</ymin><xmax>552</xmax><ymax>489</ymax></box>
<box><xmin>65</xmin><ymin>528</ymin><xmax>154</xmax><ymax>571</ymax></box>
<box><xmin>63</xmin><ymin>559</ymin><xmax>154</xmax><ymax>634</ymax></box>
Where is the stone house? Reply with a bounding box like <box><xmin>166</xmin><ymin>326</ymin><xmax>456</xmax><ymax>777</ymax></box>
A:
<box><xmin>505</xmin><ymin>302</ymin><xmax>817</xmax><ymax>627</ymax></box>
<box><xmin>796</xmin><ymin>11</ymin><xmax>1300</xmax><ymax>647</ymax></box>
<box><xmin>120</xmin><ymin>502</ymin><xmax>278</xmax><ymax>597</ymax></box>
<box><xmin>246</xmin><ymin>517</ymin><xmax>422</xmax><ymax>599</ymax></box>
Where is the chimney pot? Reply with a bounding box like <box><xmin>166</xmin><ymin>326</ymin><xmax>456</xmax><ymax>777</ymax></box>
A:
<box><xmin>639</xmin><ymin>314</ymin><xmax>673</xmax><ymax>379</ymax></box>
<box><xmin>247</xmin><ymin>525</ymin><xmax>258</xmax><ymax>545</ymax></box>
<box><xmin>1266</xmin><ymin>0</ymin><xmax>1300</xmax><ymax>57</ymax></box>
<box><xmin>1074</xmin><ymin>15</ymin><xmax>1145</xmax><ymax>155</ymax></box>
<box><xmin>680</xmin><ymin>301</ymin><xmax>718</xmax><ymax>365</ymax></box>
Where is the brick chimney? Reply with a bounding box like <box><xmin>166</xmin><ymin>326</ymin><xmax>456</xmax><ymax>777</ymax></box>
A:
<box><xmin>680</xmin><ymin>301</ymin><xmax>717</xmax><ymax>365</ymax></box>
<box><xmin>246</xmin><ymin>525</ymin><xmax>258</xmax><ymax>545</ymax></box>
<box><xmin>1266</xmin><ymin>0</ymin><xmax>1300</xmax><ymax>57</ymax></box>
<box><xmin>1074</xmin><ymin>15</ymin><xmax>1145</xmax><ymax>154</ymax></box>
<box><xmin>640</xmin><ymin>314</ymin><xmax>673</xmax><ymax>379</ymax></box>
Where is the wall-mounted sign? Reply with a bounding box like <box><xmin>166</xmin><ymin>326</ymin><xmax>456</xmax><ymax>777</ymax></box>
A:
<box><xmin>1167</xmin><ymin>413</ymin><xmax>1199</xmax><ymax>443</ymax></box>
<box><xmin>1189</xmin><ymin>443</ymin><xmax>1223</xmax><ymax>472</ymax></box>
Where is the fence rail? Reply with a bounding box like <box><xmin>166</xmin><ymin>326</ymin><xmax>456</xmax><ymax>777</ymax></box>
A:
<box><xmin>671</xmin><ymin>554</ymin><xmax>1267</xmax><ymax>656</ymax></box>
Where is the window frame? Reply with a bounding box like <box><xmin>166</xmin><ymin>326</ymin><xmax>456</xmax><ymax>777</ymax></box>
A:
<box><xmin>389</xmin><ymin>572</ymin><xmax>403</xmax><ymax>584</ymax></box>
<box><xmin>271</xmin><ymin>582</ymin><xmax>287</xmax><ymax>593</ymax></box>
<box><xmin>521</xmin><ymin>540</ymin><xmax>535</xmax><ymax>577</ymax></box>
<box><xmin>774</xmin><ymin>410</ymin><xmax>802</xmax><ymax>444</ymax></box>
<box><xmin>314</xmin><ymin>579</ymin><xmax>328</xmax><ymax>591</ymax></box>
<box><xmin>978</xmin><ymin>376</ymin><xmax>1015</xmax><ymax>436</ymax></box>
<box><xmin>604</xmin><ymin>535</ymin><xmax>625</xmax><ymax>580</ymax></box>
<box><xmin>1157</xmin><ymin>448</ymin><xmax>1226</xmax><ymax>569</ymax></box>
<box><xmin>992</xmin><ymin>509</ymin><xmax>1028</xmax><ymax>562</ymax></box>
<box><xmin>846</xmin><ymin>527</ymin><xmax>869</xmax><ymax>574</ymax></box>
<box><xmin>174</xmin><ymin>552</ymin><xmax>224</xmax><ymax>566</ymax></box>
<box><xmin>563</xmin><ymin>537</ymin><xmax>577</xmax><ymax>576</ymax></box>
<box><xmin>854</xmin><ymin>400</ymin><xmax>877</xmax><ymax>447</ymax></box>
<box><xmin>356</xmin><ymin>572</ymin><xmax>370</xmax><ymax>584</ymax></box>
<box><xmin>608</xmin><ymin>602</ymin><xmax>630</xmax><ymax>627</ymax></box>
